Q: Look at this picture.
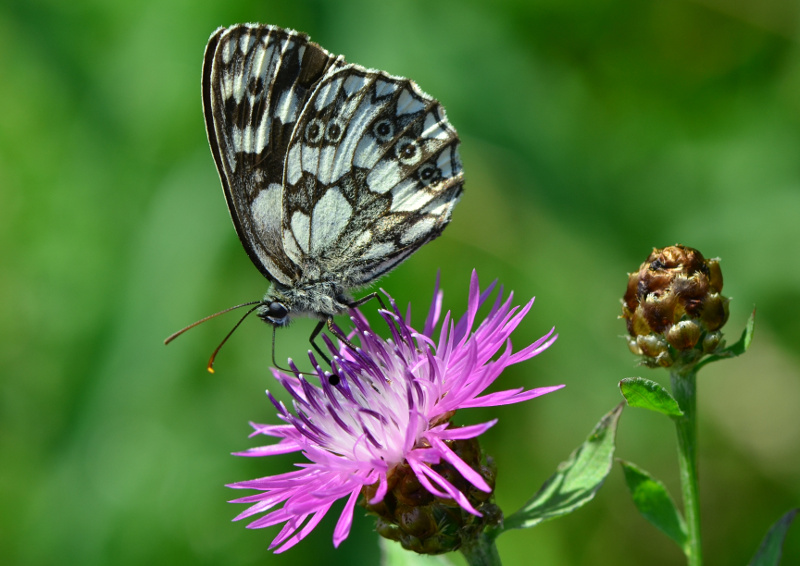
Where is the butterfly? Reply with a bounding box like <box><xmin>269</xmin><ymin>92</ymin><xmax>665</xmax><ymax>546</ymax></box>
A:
<box><xmin>194</xmin><ymin>23</ymin><xmax>463</xmax><ymax>372</ymax></box>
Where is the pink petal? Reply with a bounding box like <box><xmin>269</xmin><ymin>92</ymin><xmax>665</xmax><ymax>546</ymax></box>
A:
<box><xmin>430</xmin><ymin>437</ymin><xmax>491</xmax><ymax>492</ymax></box>
<box><xmin>459</xmin><ymin>384</ymin><xmax>565</xmax><ymax>408</ymax></box>
<box><xmin>333</xmin><ymin>489</ymin><xmax>361</xmax><ymax>547</ymax></box>
<box><xmin>415</xmin><ymin>462</ymin><xmax>481</xmax><ymax>516</ymax></box>
<box><xmin>434</xmin><ymin>420</ymin><xmax>498</xmax><ymax>441</ymax></box>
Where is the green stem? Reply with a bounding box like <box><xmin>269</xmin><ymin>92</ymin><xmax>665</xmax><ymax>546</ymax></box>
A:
<box><xmin>670</xmin><ymin>367</ymin><xmax>702</xmax><ymax>566</ymax></box>
<box><xmin>459</xmin><ymin>533</ymin><xmax>502</xmax><ymax>566</ymax></box>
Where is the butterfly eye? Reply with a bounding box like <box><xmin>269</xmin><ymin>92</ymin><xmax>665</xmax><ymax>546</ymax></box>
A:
<box><xmin>396</xmin><ymin>137</ymin><xmax>421</xmax><ymax>166</ymax></box>
<box><xmin>264</xmin><ymin>302</ymin><xmax>289</xmax><ymax>324</ymax></box>
<box><xmin>255</xmin><ymin>301</ymin><xmax>290</xmax><ymax>327</ymax></box>
<box><xmin>269</xmin><ymin>301</ymin><xmax>288</xmax><ymax>316</ymax></box>
<box><xmin>325</xmin><ymin>119</ymin><xmax>345</xmax><ymax>143</ymax></box>
<box><xmin>305</xmin><ymin>119</ymin><xmax>324</xmax><ymax>144</ymax></box>
<box><xmin>417</xmin><ymin>163</ymin><xmax>442</xmax><ymax>187</ymax></box>
<box><xmin>372</xmin><ymin>119</ymin><xmax>394</xmax><ymax>143</ymax></box>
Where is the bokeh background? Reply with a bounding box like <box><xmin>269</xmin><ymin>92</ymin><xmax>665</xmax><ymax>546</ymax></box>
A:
<box><xmin>2</xmin><ymin>0</ymin><xmax>799</xmax><ymax>564</ymax></box>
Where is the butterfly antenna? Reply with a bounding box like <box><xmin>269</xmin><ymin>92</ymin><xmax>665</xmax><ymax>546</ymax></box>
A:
<box><xmin>164</xmin><ymin>301</ymin><xmax>262</xmax><ymax>345</ymax></box>
<box><xmin>206</xmin><ymin>303</ymin><xmax>262</xmax><ymax>373</ymax></box>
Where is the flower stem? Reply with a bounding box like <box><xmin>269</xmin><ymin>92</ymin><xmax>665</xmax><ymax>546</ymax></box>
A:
<box><xmin>459</xmin><ymin>533</ymin><xmax>502</xmax><ymax>566</ymax></box>
<box><xmin>670</xmin><ymin>367</ymin><xmax>702</xmax><ymax>566</ymax></box>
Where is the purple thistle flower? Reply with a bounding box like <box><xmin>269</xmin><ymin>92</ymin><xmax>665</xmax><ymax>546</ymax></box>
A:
<box><xmin>228</xmin><ymin>271</ymin><xmax>562</xmax><ymax>553</ymax></box>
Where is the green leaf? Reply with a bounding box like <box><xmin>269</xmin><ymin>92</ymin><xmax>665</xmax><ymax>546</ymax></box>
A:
<box><xmin>696</xmin><ymin>309</ymin><xmax>756</xmax><ymax>371</ymax></box>
<box><xmin>499</xmin><ymin>403</ymin><xmax>623</xmax><ymax>534</ymax></box>
<box><xmin>732</xmin><ymin>308</ymin><xmax>757</xmax><ymax>356</ymax></box>
<box><xmin>620</xmin><ymin>460</ymin><xmax>688</xmax><ymax>552</ymax></box>
<box><xmin>619</xmin><ymin>377</ymin><xmax>683</xmax><ymax>417</ymax></box>
<box><xmin>748</xmin><ymin>508</ymin><xmax>799</xmax><ymax>566</ymax></box>
<box><xmin>379</xmin><ymin>539</ymin><xmax>456</xmax><ymax>566</ymax></box>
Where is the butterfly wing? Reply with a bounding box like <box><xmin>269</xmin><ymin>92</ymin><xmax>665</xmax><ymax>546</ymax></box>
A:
<box><xmin>280</xmin><ymin>66</ymin><xmax>463</xmax><ymax>287</ymax></box>
<box><xmin>202</xmin><ymin>24</ymin><xmax>345</xmax><ymax>286</ymax></box>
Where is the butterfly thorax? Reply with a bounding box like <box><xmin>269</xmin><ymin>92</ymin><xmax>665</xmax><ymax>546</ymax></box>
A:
<box><xmin>256</xmin><ymin>280</ymin><xmax>352</xmax><ymax>327</ymax></box>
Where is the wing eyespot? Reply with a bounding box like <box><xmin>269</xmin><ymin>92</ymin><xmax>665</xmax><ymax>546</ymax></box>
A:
<box><xmin>417</xmin><ymin>162</ymin><xmax>442</xmax><ymax>187</ymax></box>
<box><xmin>325</xmin><ymin>118</ymin><xmax>345</xmax><ymax>143</ymax></box>
<box><xmin>373</xmin><ymin>119</ymin><xmax>395</xmax><ymax>143</ymax></box>
<box><xmin>305</xmin><ymin>119</ymin><xmax>325</xmax><ymax>144</ymax></box>
<box><xmin>396</xmin><ymin>137</ymin><xmax>421</xmax><ymax>166</ymax></box>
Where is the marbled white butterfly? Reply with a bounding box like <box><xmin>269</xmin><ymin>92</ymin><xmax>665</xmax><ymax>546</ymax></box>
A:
<box><xmin>190</xmin><ymin>23</ymin><xmax>463</xmax><ymax>371</ymax></box>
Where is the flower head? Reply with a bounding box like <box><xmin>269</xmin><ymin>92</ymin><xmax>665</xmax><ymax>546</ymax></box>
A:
<box><xmin>229</xmin><ymin>271</ymin><xmax>561</xmax><ymax>552</ymax></box>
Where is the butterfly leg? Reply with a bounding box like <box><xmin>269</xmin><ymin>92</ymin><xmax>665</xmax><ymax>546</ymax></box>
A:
<box><xmin>347</xmin><ymin>291</ymin><xmax>407</xmax><ymax>345</ymax></box>
<box><xmin>307</xmin><ymin>294</ymin><xmax>390</xmax><ymax>385</ymax></box>
<box><xmin>326</xmin><ymin>291</ymin><xmax>391</xmax><ymax>352</ymax></box>
<box><xmin>316</xmin><ymin>317</ymin><xmax>363</xmax><ymax>357</ymax></box>
<box><xmin>346</xmin><ymin>292</ymin><xmax>387</xmax><ymax>311</ymax></box>
<box><xmin>309</xmin><ymin>319</ymin><xmax>333</xmax><ymax>366</ymax></box>
<box><xmin>309</xmin><ymin>319</ymin><xmax>345</xmax><ymax>386</ymax></box>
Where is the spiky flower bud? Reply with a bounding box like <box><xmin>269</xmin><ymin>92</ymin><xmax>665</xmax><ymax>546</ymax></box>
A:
<box><xmin>363</xmin><ymin>437</ymin><xmax>501</xmax><ymax>555</ymax></box>
<box><xmin>622</xmin><ymin>245</ymin><xmax>729</xmax><ymax>368</ymax></box>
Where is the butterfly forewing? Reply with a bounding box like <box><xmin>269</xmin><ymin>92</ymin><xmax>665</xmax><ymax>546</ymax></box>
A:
<box><xmin>202</xmin><ymin>24</ymin><xmax>344</xmax><ymax>286</ymax></box>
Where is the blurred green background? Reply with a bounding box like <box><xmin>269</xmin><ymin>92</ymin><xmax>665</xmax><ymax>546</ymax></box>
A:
<box><xmin>2</xmin><ymin>0</ymin><xmax>799</xmax><ymax>564</ymax></box>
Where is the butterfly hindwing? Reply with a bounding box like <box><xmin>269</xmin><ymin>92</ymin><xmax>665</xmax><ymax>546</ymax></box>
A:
<box><xmin>202</xmin><ymin>24</ymin><xmax>345</xmax><ymax>286</ymax></box>
<box><xmin>281</xmin><ymin>65</ymin><xmax>463</xmax><ymax>288</ymax></box>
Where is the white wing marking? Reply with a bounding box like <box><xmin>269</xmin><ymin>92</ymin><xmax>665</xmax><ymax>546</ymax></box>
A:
<box><xmin>343</xmin><ymin>74</ymin><xmax>368</xmax><ymax>96</ymax></box>
<box><xmin>221</xmin><ymin>38</ymin><xmax>235</xmax><ymax>64</ymax></box>
<box><xmin>220</xmin><ymin>72</ymin><xmax>234</xmax><ymax>100</ymax></box>
<box><xmin>311</xmin><ymin>187</ymin><xmax>352</xmax><ymax>253</ymax></box>
<box><xmin>282</xmin><ymin>227</ymin><xmax>304</xmax><ymax>266</ymax></box>
<box><xmin>374</xmin><ymin>79</ymin><xmax>398</xmax><ymax>97</ymax></box>
<box><xmin>366</xmin><ymin>158</ymin><xmax>401</xmax><ymax>193</ymax></box>
<box><xmin>362</xmin><ymin>241</ymin><xmax>395</xmax><ymax>261</ymax></box>
<box><xmin>250</xmin><ymin>184</ymin><xmax>292</xmax><ymax>285</ymax></box>
<box><xmin>275</xmin><ymin>87</ymin><xmax>300</xmax><ymax>124</ymax></box>
<box><xmin>232</xmin><ymin>66</ymin><xmax>246</xmax><ymax>104</ymax></box>
<box><xmin>314</xmin><ymin>76</ymin><xmax>344</xmax><ymax>111</ymax></box>
<box><xmin>241</xmin><ymin>125</ymin><xmax>253</xmax><ymax>153</ymax></box>
<box><xmin>300</xmin><ymin>144</ymin><xmax>320</xmax><ymax>178</ymax></box>
<box><xmin>390</xmin><ymin>179</ymin><xmax>434</xmax><ymax>212</ymax></box>
<box><xmin>352</xmin><ymin>230</ymin><xmax>373</xmax><ymax>250</ymax></box>
<box><xmin>396</xmin><ymin>87</ymin><xmax>425</xmax><ymax>116</ymax></box>
<box><xmin>424</xmin><ymin>196</ymin><xmax>453</xmax><ymax>216</ymax></box>
<box><xmin>285</xmin><ymin>143</ymin><xmax>302</xmax><ymax>184</ymax></box>
<box><xmin>253</xmin><ymin>118</ymin><xmax>270</xmax><ymax>154</ymax></box>
<box><xmin>315</xmin><ymin>145</ymin><xmax>337</xmax><ymax>184</ymax></box>
<box><xmin>400</xmin><ymin>216</ymin><xmax>436</xmax><ymax>245</ymax></box>
<box><xmin>353</xmin><ymin>134</ymin><xmax>382</xmax><ymax>169</ymax></box>
<box><xmin>239</xmin><ymin>31</ymin><xmax>254</xmax><ymax>54</ymax></box>
<box><xmin>251</xmin><ymin>184</ymin><xmax>282</xmax><ymax>235</ymax></box>
<box><xmin>421</xmin><ymin>111</ymin><xmax>449</xmax><ymax>140</ymax></box>
<box><xmin>291</xmin><ymin>211</ymin><xmax>311</xmax><ymax>254</ymax></box>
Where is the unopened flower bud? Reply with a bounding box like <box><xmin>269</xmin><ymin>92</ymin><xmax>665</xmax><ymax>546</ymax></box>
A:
<box><xmin>666</xmin><ymin>320</ymin><xmax>702</xmax><ymax>350</ymax></box>
<box><xmin>621</xmin><ymin>245</ymin><xmax>730</xmax><ymax>368</ymax></box>
<box><xmin>702</xmin><ymin>331</ymin><xmax>723</xmax><ymax>353</ymax></box>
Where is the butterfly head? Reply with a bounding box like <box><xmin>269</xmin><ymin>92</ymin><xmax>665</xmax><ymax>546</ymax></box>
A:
<box><xmin>257</xmin><ymin>300</ymin><xmax>291</xmax><ymax>327</ymax></box>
